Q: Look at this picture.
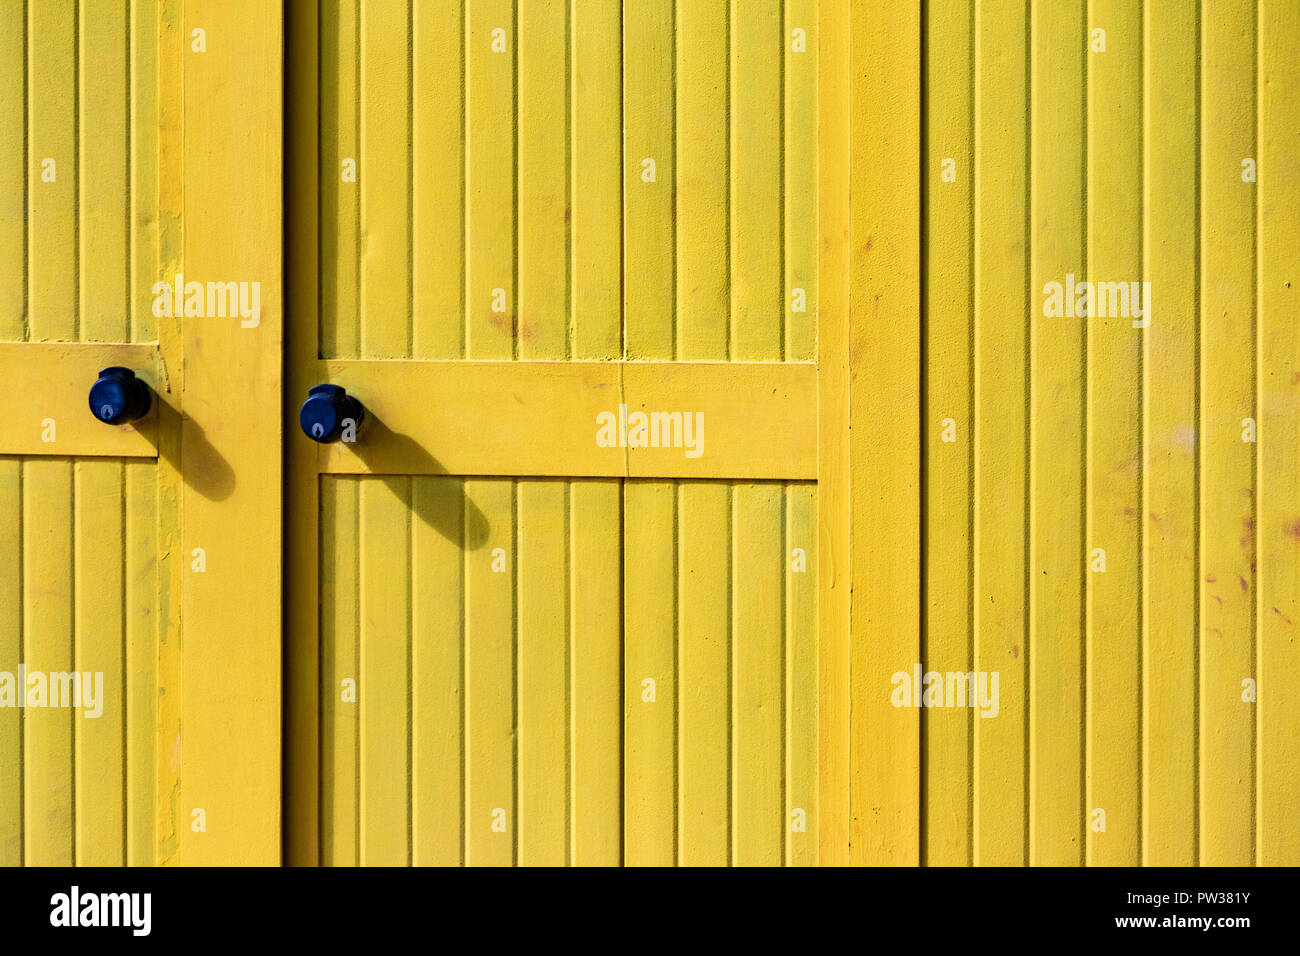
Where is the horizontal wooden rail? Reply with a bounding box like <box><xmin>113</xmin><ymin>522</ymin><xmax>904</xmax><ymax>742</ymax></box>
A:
<box><xmin>301</xmin><ymin>359</ymin><xmax>818</xmax><ymax>479</ymax></box>
<box><xmin>0</xmin><ymin>343</ymin><xmax>160</xmax><ymax>458</ymax></box>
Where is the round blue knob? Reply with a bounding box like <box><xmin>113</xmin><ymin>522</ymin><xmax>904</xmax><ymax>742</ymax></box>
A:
<box><xmin>300</xmin><ymin>384</ymin><xmax>365</xmax><ymax>443</ymax></box>
<box><xmin>89</xmin><ymin>367</ymin><xmax>151</xmax><ymax>425</ymax></box>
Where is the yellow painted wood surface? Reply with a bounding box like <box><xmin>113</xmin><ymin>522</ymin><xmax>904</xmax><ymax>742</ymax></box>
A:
<box><xmin>0</xmin><ymin>0</ymin><xmax>168</xmax><ymax>867</ymax></box>
<box><xmin>170</xmin><ymin>0</ymin><xmax>283</xmax><ymax>865</ymax></box>
<box><xmin>1025</xmin><ymin>0</ymin><xmax>1084</xmax><ymax>868</ymax></box>
<box><xmin>1257</xmin><ymin>0</ymin><xmax>1300</xmax><ymax>867</ymax></box>
<box><xmin>816</xmin><ymin>0</ymin><xmax>850</xmax><ymax>867</ymax></box>
<box><xmin>313</xmin><ymin>476</ymin><xmax>818</xmax><ymax>866</ymax></box>
<box><xmin>622</xmin><ymin>480</ymin><xmax>676</xmax><ymax>865</ymax></box>
<box><xmin>0</xmin><ymin>0</ymin><xmax>284</xmax><ymax>868</ymax></box>
<box><xmin>0</xmin><ymin>457</ymin><xmax>159</xmax><ymax>866</ymax></box>
<box><xmin>0</xmin><ymin>3</ymin><xmax>19</xmax><ymax>339</ymax></box>
<box><xmin>153</xmin><ymin>0</ymin><xmax>184</xmax><ymax>866</ymax></box>
<box><xmin>1199</xmin><ymin>0</ymin><xmax>1256</xmax><ymax>866</ymax></box>
<box><xmin>309</xmin><ymin>359</ymin><xmax>816</xmax><ymax>479</ymax></box>
<box><xmin>285</xmin><ymin>0</ymin><xmax>325</xmax><ymax>864</ymax></box>
<box><xmin>923</xmin><ymin>0</ymin><xmax>973</xmax><ymax>866</ymax></box>
<box><xmin>0</xmin><ymin>344</ymin><xmax>159</xmax><ymax>457</ymax></box>
<box><xmin>28</xmin><ymin>0</ymin><xmax>75</xmax><ymax>343</ymax></box>
<box><xmin>1085</xmin><ymin>0</ymin><xmax>1143</xmax><ymax>867</ymax></box>
<box><xmin>289</xmin><ymin>0</ymin><xmax>821</xmax><ymax>866</ymax></box>
<box><xmin>570</xmin><ymin>4</ymin><xmax>622</xmax><ymax>360</ymax></box>
<box><xmin>623</xmin><ymin>0</ymin><xmax>673</xmax><ymax>360</ymax></box>
<box><xmin>7</xmin><ymin>0</ymin><xmax>1298</xmax><ymax>869</ymax></box>
<box><xmin>910</xmin><ymin>0</ymin><xmax>1300</xmax><ymax>865</ymax></box>
<box><xmin>849</xmin><ymin>0</ymin><xmax>922</xmax><ymax>865</ymax></box>
<box><xmin>1253</xmin><ymin>0</ymin><xmax>1300</xmax><ymax>868</ymax></box>
<box><xmin>973</xmin><ymin>0</ymin><xmax>1028</xmax><ymax>867</ymax></box>
<box><xmin>0</xmin><ymin>0</ymin><xmax>282</xmax><ymax>867</ymax></box>
<box><xmin>1143</xmin><ymin>0</ymin><xmax>1197</xmax><ymax>868</ymax></box>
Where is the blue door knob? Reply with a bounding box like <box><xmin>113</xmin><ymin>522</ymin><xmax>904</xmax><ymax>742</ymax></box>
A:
<box><xmin>89</xmin><ymin>367</ymin><xmax>151</xmax><ymax>425</ymax></box>
<box><xmin>300</xmin><ymin>384</ymin><xmax>365</xmax><ymax>443</ymax></box>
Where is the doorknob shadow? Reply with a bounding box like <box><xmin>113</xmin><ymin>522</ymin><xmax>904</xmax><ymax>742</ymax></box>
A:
<box><xmin>351</xmin><ymin>411</ymin><xmax>490</xmax><ymax>551</ymax></box>
<box><xmin>150</xmin><ymin>394</ymin><xmax>236</xmax><ymax>502</ymax></box>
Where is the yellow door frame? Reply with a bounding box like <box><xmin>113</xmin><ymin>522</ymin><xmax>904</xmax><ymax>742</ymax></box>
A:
<box><xmin>156</xmin><ymin>0</ymin><xmax>283</xmax><ymax>865</ymax></box>
<box><xmin>817</xmin><ymin>0</ymin><xmax>850</xmax><ymax>866</ymax></box>
<box><xmin>818</xmin><ymin>0</ymin><xmax>923</xmax><ymax>865</ymax></box>
<box><xmin>284</xmin><ymin>0</ymin><xmax>318</xmax><ymax>866</ymax></box>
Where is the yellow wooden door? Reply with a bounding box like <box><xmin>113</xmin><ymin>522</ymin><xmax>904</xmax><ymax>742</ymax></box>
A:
<box><xmin>291</xmin><ymin>0</ymin><xmax>1298</xmax><ymax>871</ymax></box>
<box><xmin>0</xmin><ymin>0</ymin><xmax>283</xmax><ymax>865</ymax></box>
<box><xmin>907</xmin><ymin>0</ymin><xmax>1300</xmax><ymax>866</ymax></box>
<box><xmin>0</xmin><ymin>0</ymin><xmax>171</xmax><ymax>867</ymax></box>
<box><xmin>284</xmin><ymin>0</ymin><xmax>839</xmax><ymax>866</ymax></box>
<box><xmin>12</xmin><ymin>0</ymin><xmax>1294</xmax><ymax>871</ymax></box>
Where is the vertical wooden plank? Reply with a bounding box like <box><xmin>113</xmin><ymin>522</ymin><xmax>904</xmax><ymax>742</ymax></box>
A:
<box><xmin>0</xmin><ymin>4</ymin><xmax>25</xmax><ymax>340</ymax></box>
<box><xmin>816</xmin><ymin>0</ymin><xmax>850</xmax><ymax>865</ymax></box>
<box><xmin>464</xmin><ymin>478</ymin><xmax>515</xmax><ymax>866</ymax></box>
<box><xmin>1142</xmin><ymin>0</ymin><xmax>1198</xmax><ymax>866</ymax></box>
<box><xmin>733</xmin><ymin>483</ymin><xmax>783</xmax><ymax>865</ymax></box>
<box><xmin>0</xmin><ymin>459</ymin><xmax>20</xmax><ymax>864</ymax></box>
<box><xmin>972</xmin><ymin>0</ymin><xmax>1026</xmax><ymax>866</ymax></box>
<box><xmin>320</xmin><ymin>478</ymin><xmax>359</xmax><ymax>866</ymax></box>
<box><xmin>570</xmin><ymin>0</ymin><xmax>621</xmax><ymax>360</ymax></box>
<box><xmin>179</xmin><ymin>0</ymin><xmax>282</xmax><ymax>864</ymax></box>
<box><xmin>22</xmin><ymin>458</ymin><xmax>73</xmax><ymax>865</ymax></box>
<box><xmin>153</xmin><ymin>0</ymin><xmax>183</xmax><ymax>867</ymax></box>
<box><xmin>359</xmin><ymin>477</ymin><xmax>411</xmax><ymax>865</ymax></box>
<box><xmin>129</xmin><ymin>0</ymin><xmax>159</xmax><ymax>345</ymax></box>
<box><xmin>1028</xmin><ymin>0</ymin><xmax>1084</xmax><ymax>866</ymax></box>
<box><xmin>78</xmin><ymin>0</ymin><xmax>127</xmax><ymax>344</ymax></box>
<box><xmin>73</xmin><ymin>459</ymin><xmax>124</xmax><ymax>865</ymax></box>
<box><xmin>360</xmin><ymin>0</ymin><xmax>411</xmax><ymax>359</ymax></box>
<box><xmin>1085</xmin><ymin>0</ymin><xmax>1143</xmax><ymax>869</ymax></box>
<box><xmin>570</xmin><ymin>480</ymin><xmax>622</xmax><ymax>864</ymax></box>
<box><xmin>678</xmin><ymin>482</ymin><xmax>729</xmax><ymax>865</ymax></box>
<box><xmin>517</xmin><ymin>480</ymin><xmax>568</xmax><ymax>864</ymax></box>
<box><xmin>123</xmin><ymin>459</ymin><xmax>154</xmax><ymax>866</ymax></box>
<box><xmin>731</xmin><ymin>0</ymin><xmax>782</xmax><ymax>361</ymax></box>
<box><xmin>922</xmin><ymin>0</ymin><xmax>973</xmax><ymax>867</ymax></box>
<box><xmin>411</xmin><ymin>476</ymin><xmax>466</xmax><ymax>866</ymax></box>
<box><xmin>320</xmin><ymin>0</ymin><xmax>360</xmax><ymax>360</ymax></box>
<box><xmin>1258</xmin><ymin>0</ymin><xmax>1300</xmax><ymax>867</ymax></box>
<box><xmin>623</xmin><ymin>480</ymin><xmax>675</xmax><ymax>864</ymax></box>
<box><xmin>28</xmin><ymin>0</ymin><xmax>75</xmax><ymax>341</ymax></box>
<box><xmin>413</xmin><ymin>0</ymin><xmax>464</xmax><ymax>359</ymax></box>
<box><xmin>784</xmin><ymin>0</ymin><xmax>815</xmax><ymax>363</ymax></box>
<box><xmin>726</xmin><ymin>11</ymin><xmax>785</xmax><ymax>852</ymax></box>
<box><xmin>785</xmin><ymin>484</ymin><xmax>815</xmax><ymax>865</ymax></box>
<box><xmin>1199</xmin><ymin>0</ymin><xmax>1255</xmax><ymax>866</ymax></box>
<box><xmin>675</xmin><ymin>0</ymin><xmax>727</xmax><ymax>360</ymax></box>
<box><xmin>466</xmin><ymin>0</ymin><xmax>516</xmax><ymax>360</ymax></box>
<box><xmin>850</xmin><ymin>0</ymin><xmax>922</xmax><ymax>865</ymax></box>
<box><xmin>518</xmin><ymin>0</ymin><xmax>568</xmax><ymax>359</ymax></box>
<box><xmin>285</xmin><ymin>0</ymin><xmax>321</xmax><ymax>865</ymax></box>
<box><xmin>623</xmin><ymin>0</ymin><xmax>673</xmax><ymax>359</ymax></box>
